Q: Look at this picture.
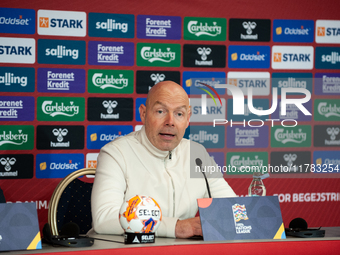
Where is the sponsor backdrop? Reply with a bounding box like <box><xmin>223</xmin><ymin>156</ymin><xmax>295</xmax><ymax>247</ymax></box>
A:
<box><xmin>0</xmin><ymin>0</ymin><xmax>339</xmax><ymax>231</ymax></box>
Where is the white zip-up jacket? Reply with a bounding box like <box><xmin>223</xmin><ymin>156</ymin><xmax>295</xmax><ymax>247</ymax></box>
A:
<box><xmin>91</xmin><ymin>126</ymin><xmax>236</xmax><ymax>238</ymax></box>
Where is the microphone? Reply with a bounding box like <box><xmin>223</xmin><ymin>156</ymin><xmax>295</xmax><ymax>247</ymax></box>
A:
<box><xmin>195</xmin><ymin>158</ymin><xmax>211</xmax><ymax>198</ymax></box>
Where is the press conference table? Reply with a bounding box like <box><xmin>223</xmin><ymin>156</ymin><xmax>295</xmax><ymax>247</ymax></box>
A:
<box><xmin>10</xmin><ymin>227</ymin><xmax>340</xmax><ymax>255</ymax></box>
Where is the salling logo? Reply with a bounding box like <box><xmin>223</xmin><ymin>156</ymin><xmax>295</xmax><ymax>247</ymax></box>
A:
<box><xmin>230</xmin><ymin>155</ymin><xmax>263</xmax><ymax>169</ymax></box>
<box><xmin>97</xmin><ymin>43</ymin><xmax>124</xmax><ymax>64</ymax></box>
<box><xmin>0</xmin><ymin>157</ymin><xmax>17</xmax><ymax>177</ymax></box>
<box><xmin>235</xmin><ymin>128</ymin><xmax>259</xmax><ymax>146</ymax></box>
<box><xmin>188</xmin><ymin>21</ymin><xmax>221</xmax><ymax>37</ymax></box>
<box><xmin>46</xmin><ymin>70</ymin><xmax>73</xmax><ymax>91</ymax></box>
<box><xmin>0</xmin><ymin>130</ymin><xmax>28</xmax><ymax>147</ymax></box>
<box><xmin>321</xmin><ymin>52</ymin><xmax>340</xmax><ymax>64</ymax></box>
<box><xmin>150</xmin><ymin>73</ymin><xmax>166</xmax><ymax>84</ymax></box>
<box><xmin>92</xmin><ymin>73</ymin><xmax>128</xmax><ymax>89</ymax></box>
<box><xmin>283</xmin><ymin>154</ymin><xmax>298</xmax><ymax>171</ymax></box>
<box><xmin>278</xmin><ymin>77</ymin><xmax>307</xmax><ymax>88</ymax></box>
<box><xmin>325</xmin><ymin>127</ymin><xmax>340</xmax><ymax>145</ymax></box>
<box><xmin>51</xmin><ymin>128</ymin><xmax>70</xmax><ymax>148</ymax></box>
<box><xmin>0</xmin><ymin>72</ymin><xmax>27</xmax><ymax>87</ymax></box>
<box><xmin>141</xmin><ymin>47</ymin><xmax>176</xmax><ymax>63</ymax></box>
<box><xmin>42</xmin><ymin>100</ymin><xmax>79</xmax><ymax>117</ymax></box>
<box><xmin>232</xmin><ymin>204</ymin><xmax>251</xmax><ymax>234</ymax></box>
<box><xmin>0</xmin><ymin>99</ymin><xmax>23</xmax><ymax>119</ymax></box>
<box><xmin>96</xmin><ymin>19</ymin><xmax>128</xmax><ymax>33</ymax></box>
<box><xmin>242</xmin><ymin>21</ymin><xmax>257</xmax><ymax>39</ymax></box>
<box><xmin>45</xmin><ymin>45</ymin><xmax>79</xmax><ymax>59</ymax></box>
<box><xmin>318</xmin><ymin>102</ymin><xmax>340</xmax><ymax>118</ymax></box>
<box><xmin>189</xmin><ymin>130</ymin><xmax>219</xmax><ymax>144</ymax></box>
<box><xmin>274</xmin><ymin>129</ymin><xmax>307</xmax><ymax>144</ymax></box>
<box><xmin>101</xmin><ymin>100</ymin><xmax>119</xmax><ymax>119</ymax></box>
<box><xmin>196</xmin><ymin>47</ymin><xmax>212</xmax><ymax>66</ymax></box>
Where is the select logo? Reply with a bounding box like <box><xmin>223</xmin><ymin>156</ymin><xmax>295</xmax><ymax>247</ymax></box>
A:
<box><xmin>184</xmin><ymin>17</ymin><xmax>226</xmax><ymax>41</ymax></box>
<box><xmin>37</xmin><ymin>68</ymin><xmax>85</xmax><ymax>93</ymax></box>
<box><xmin>314</xmin><ymin>99</ymin><xmax>340</xmax><ymax>121</ymax></box>
<box><xmin>183</xmin><ymin>71</ymin><xmax>226</xmax><ymax>96</ymax></box>
<box><xmin>316</xmin><ymin>20</ymin><xmax>340</xmax><ymax>44</ymax></box>
<box><xmin>136</xmin><ymin>70</ymin><xmax>180</xmax><ymax>94</ymax></box>
<box><xmin>271</xmin><ymin>125</ymin><xmax>311</xmax><ymax>148</ymax></box>
<box><xmin>0</xmin><ymin>7</ymin><xmax>35</xmax><ymax>34</ymax></box>
<box><xmin>314</xmin><ymin>73</ymin><xmax>340</xmax><ymax>95</ymax></box>
<box><xmin>183</xmin><ymin>44</ymin><xmax>226</xmax><ymax>68</ymax></box>
<box><xmin>88</xmin><ymin>69</ymin><xmax>133</xmax><ymax>94</ymax></box>
<box><xmin>314</xmin><ymin>125</ymin><xmax>340</xmax><ymax>147</ymax></box>
<box><xmin>0</xmin><ymin>37</ymin><xmax>35</xmax><ymax>64</ymax></box>
<box><xmin>87</xmin><ymin>125</ymin><xmax>133</xmax><ymax>149</ymax></box>
<box><xmin>36</xmin><ymin>125</ymin><xmax>85</xmax><ymax>150</ymax></box>
<box><xmin>190</xmin><ymin>98</ymin><xmax>226</xmax><ymax>123</ymax></box>
<box><xmin>137</xmin><ymin>15</ymin><xmax>181</xmax><ymax>40</ymax></box>
<box><xmin>0</xmin><ymin>96</ymin><xmax>34</xmax><ymax>121</ymax></box>
<box><xmin>273</xmin><ymin>19</ymin><xmax>314</xmax><ymax>42</ymax></box>
<box><xmin>137</xmin><ymin>43</ymin><xmax>181</xmax><ymax>67</ymax></box>
<box><xmin>227</xmin><ymin>126</ymin><xmax>269</xmax><ymax>148</ymax></box>
<box><xmin>227</xmin><ymin>72</ymin><xmax>270</xmax><ymax>96</ymax></box>
<box><xmin>37</xmin><ymin>97</ymin><xmax>85</xmax><ymax>121</ymax></box>
<box><xmin>227</xmin><ymin>152</ymin><xmax>268</xmax><ymax>175</ymax></box>
<box><xmin>0</xmin><ymin>125</ymin><xmax>34</xmax><ymax>150</ymax></box>
<box><xmin>89</xmin><ymin>13</ymin><xmax>134</xmax><ymax>38</ymax></box>
<box><xmin>0</xmin><ymin>154</ymin><xmax>33</xmax><ymax>179</ymax></box>
<box><xmin>229</xmin><ymin>19</ymin><xmax>271</xmax><ymax>42</ymax></box>
<box><xmin>228</xmin><ymin>45</ymin><xmax>270</xmax><ymax>69</ymax></box>
<box><xmin>36</xmin><ymin>153</ymin><xmax>84</xmax><ymax>179</ymax></box>
<box><xmin>38</xmin><ymin>9</ymin><xmax>86</xmax><ymax>37</ymax></box>
<box><xmin>38</xmin><ymin>39</ymin><xmax>86</xmax><ymax>65</ymax></box>
<box><xmin>186</xmin><ymin>125</ymin><xmax>225</xmax><ymax>148</ymax></box>
<box><xmin>272</xmin><ymin>72</ymin><xmax>313</xmax><ymax>94</ymax></box>
<box><xmin>315</xmin><ymin>47</ymin><xmax>340</xmax><ymax>69</ymax></box>
<box><xmin>0</xmin><ymin>67</ymin><xmax>35</xmax><ymax>92</ymax></box>
<box><xmin>272</xmin><ymin>46</ymin><xmax>314</xmax><ymax>70</ymax></box>
<box><xmin>270</xmin><ymin>151</ymin><xmax>311</xmax><ymax>174</ymax></box>
<box><xmin>87</xmin><ymin>97</ymin><xmax>133</xmax><ymax>121</ymax></box>
<box><xmin>88</xmin><ymin>41</ymin><xmax>134</xmax><ymax>66</ymax></box>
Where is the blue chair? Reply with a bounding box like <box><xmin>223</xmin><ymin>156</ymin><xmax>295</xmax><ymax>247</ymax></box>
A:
<box><xmin>48</xmin><ymin>168</ymin><xmax>96</xmax><ymax>236</ymax></box>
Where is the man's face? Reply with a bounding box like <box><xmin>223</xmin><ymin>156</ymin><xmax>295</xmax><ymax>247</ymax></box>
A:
<box><xmin>139</xmin><ymin>85</ymin><xmax>190</xmax><ymax>151</ymax></box>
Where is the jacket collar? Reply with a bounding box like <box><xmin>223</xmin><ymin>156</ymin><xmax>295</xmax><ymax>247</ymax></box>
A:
<box><xmin>136</xmin><ymin>126</ymin><xmax>177</xmax><ymax>159</ymax></box>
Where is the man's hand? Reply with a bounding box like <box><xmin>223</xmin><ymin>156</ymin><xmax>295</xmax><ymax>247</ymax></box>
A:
<box><xmin>175</xmin><ymin>217</ymin><xmax>202</xmax><ymax>238</ymax></box>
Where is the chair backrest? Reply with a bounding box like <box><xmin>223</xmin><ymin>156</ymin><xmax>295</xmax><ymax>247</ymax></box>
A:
<box><xmin>48</xmin><ymin>168</ymin><xmax>96</xmax><ymax>236</ymax></box>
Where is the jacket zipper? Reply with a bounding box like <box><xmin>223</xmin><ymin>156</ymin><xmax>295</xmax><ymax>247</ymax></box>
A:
<box><xmin>164</xmin><ymin>151</ymin><xmax>175</xmax><ymax>217</ymax></box>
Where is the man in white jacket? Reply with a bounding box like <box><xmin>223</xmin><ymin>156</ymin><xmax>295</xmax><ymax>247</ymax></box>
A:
<box><xmin>91</xmin><ymin>81</ymin><xmax>236</xmax><ymax>238</ymax></box>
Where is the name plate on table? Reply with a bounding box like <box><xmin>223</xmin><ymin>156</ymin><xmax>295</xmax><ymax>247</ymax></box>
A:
<box><xmin>198</xmin><ymin>196</ymin><xmax>286</xmax><ymax>241</ymax></box>
<box><xmin>0</xmin><ymin>202</ymin><xmax>42</xmax><ymax>251</ymax></box>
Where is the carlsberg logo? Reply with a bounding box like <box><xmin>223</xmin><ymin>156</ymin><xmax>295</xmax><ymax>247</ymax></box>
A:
<box><xmin>141</xmin><ymin>47</ymin><xmax>176</xmax><ymax>63</ymax></box>
<box><xmin>230</xmin><ymin>155</ymin><xmax>263</xmax><ymax>168</ymax></box>
<box><xmin>188</xmin><ymin>21</ymin><xmax>221</xmax><ymax>37</ymax></box>
<box><xmin>274</xmin><ymin>128</ymin><xmax>306</xmax><ymax>144</ymax></box>
<box><xmin>318</xmin><ymin>102</ymin><xmax>340</xmax><ymax>117</ymax></box>
<box><xmin>42</xmin><ymin>100</ymin><xmax>79</xmax><ymax>117</ymax></box>
<box><xmin>92</xmin><ymin>73</ymin><xmax>128</xmax><ymax>89</ymax></box>
<box><xmin>0</xmin><ymin>130</ymin><xmax>28</xmax><ymax>146</ymax></box>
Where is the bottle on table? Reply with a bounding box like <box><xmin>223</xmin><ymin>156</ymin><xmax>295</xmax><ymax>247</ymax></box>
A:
<box><xmin>248</xmin><ymin>171</ymin><xmax>266</xmax><ymax>196</ymax></box>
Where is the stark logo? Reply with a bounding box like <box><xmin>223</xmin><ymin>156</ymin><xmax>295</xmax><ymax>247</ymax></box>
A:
<box><xmin>39</xmin><ymin>17</ymin><xmax>49</xmax><ymax>28</ymax></box>
<box><xmin>317</xmin><ymin>27</ymin><xmax>325</xmax><ymax>36</ymax></box>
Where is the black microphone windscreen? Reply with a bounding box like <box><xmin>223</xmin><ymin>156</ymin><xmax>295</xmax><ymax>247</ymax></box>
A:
<box><xmin>289</xmin><ymin>218</ymin><xmax>308</xmax><ymax>230</ymax></box>
<box><xmin>195</xmin><ymin>158</ymin><xmax>202</xmax><ymax>166</ymax></box>
<box><xmin>60</xmin><ymin>222</ymin><xmax>80</xmax><ymax>237</ymax></box>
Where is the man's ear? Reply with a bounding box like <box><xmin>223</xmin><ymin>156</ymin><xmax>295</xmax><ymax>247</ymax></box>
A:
<box><xmin>139</xmin><ymin>104</ymin><xmax>146</xmax><ymax>124</ymax></box>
